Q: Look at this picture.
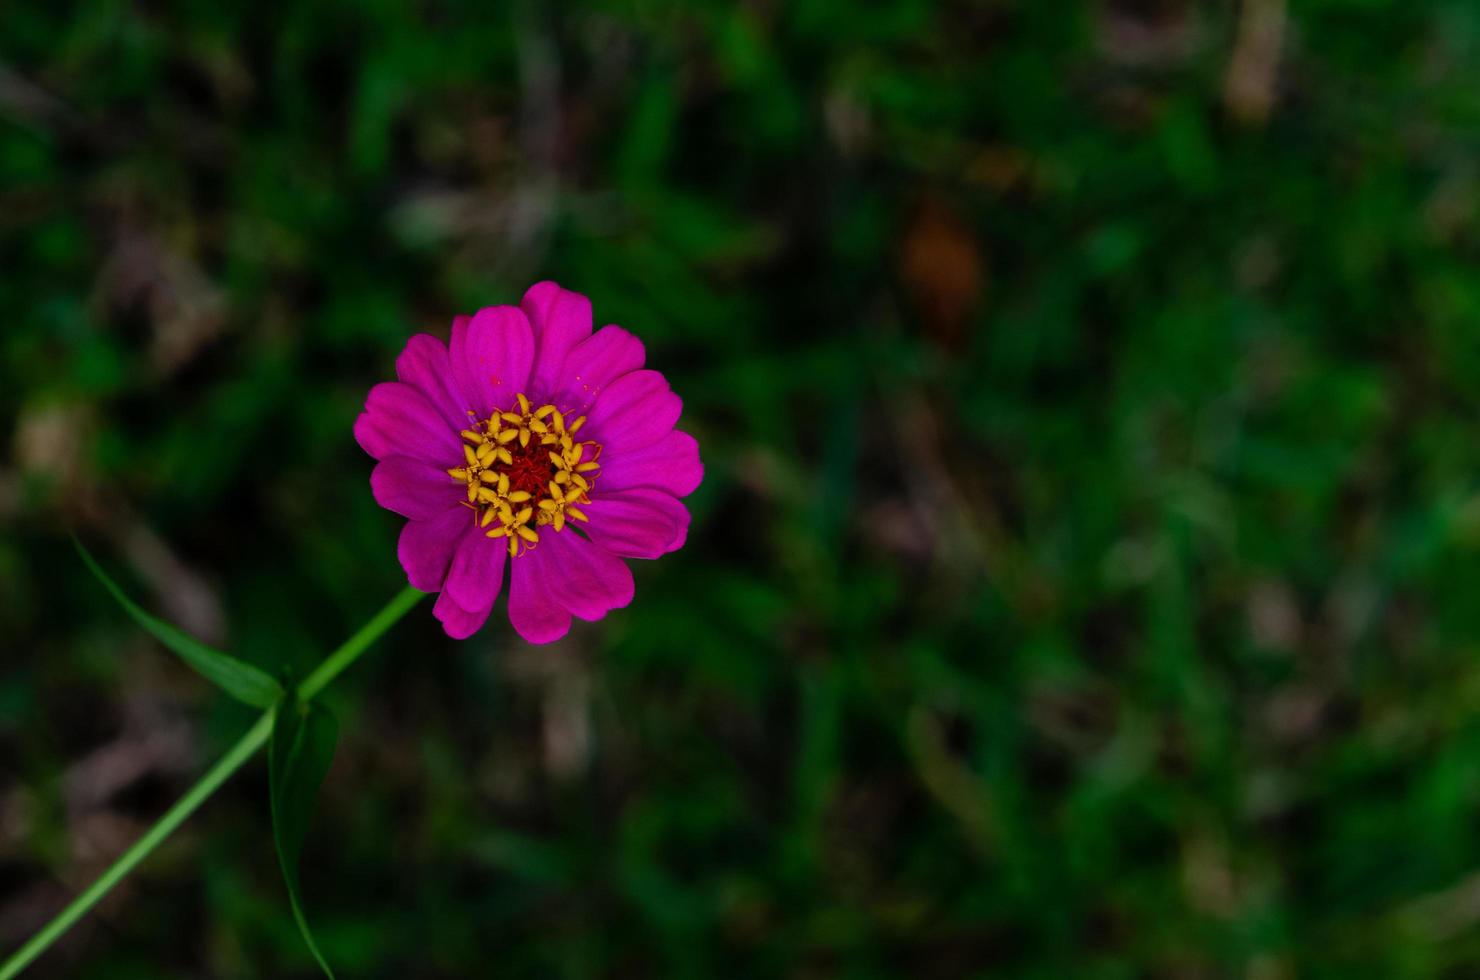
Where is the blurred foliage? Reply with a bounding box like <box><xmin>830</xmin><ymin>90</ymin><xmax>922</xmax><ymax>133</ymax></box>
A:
<box><xmin>6</xmin><ymin>0</ymin><xmax>1480</xmax><ymax>976</ymax></box>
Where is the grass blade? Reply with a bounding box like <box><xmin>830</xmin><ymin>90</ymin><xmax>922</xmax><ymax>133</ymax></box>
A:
<box><xmin>74</xmin><ymin>538</ymin><xmax>282</xmax><ymax>708</ymax></box>
<box><xmin>269</xmin><ymin>697</ymin><xmax>339</xmax><ymax>979</ymax></box>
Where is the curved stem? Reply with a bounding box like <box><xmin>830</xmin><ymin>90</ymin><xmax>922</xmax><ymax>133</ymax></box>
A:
<box><xmin>0</xmin><ymin>586</ymin><xmax>425</xmax><ymax>980</ymax></box>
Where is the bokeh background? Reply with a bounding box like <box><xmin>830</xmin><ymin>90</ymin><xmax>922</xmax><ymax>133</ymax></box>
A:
<box><xmin>5</xmin><ymin>0</ymin><xmax>1480</xmax><ymax>976</ymax></box>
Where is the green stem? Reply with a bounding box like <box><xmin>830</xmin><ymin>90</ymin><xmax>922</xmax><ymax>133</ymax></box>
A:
<box><xmin>300</xmin><ymin>585</ymin><xmax>425</xmax><ymax>700</ymax></box>
<box><xmin>0</xmin><ymin>713</ymin><xmax>274</xmax><ymax>980</ymax></box>
<box><xmin>0</xmin><ymin>586</ymin><xmax>425</xmax><ymax>980</ymax></box>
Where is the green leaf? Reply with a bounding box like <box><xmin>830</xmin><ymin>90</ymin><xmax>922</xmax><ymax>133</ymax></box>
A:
<box><xmin>269</xmin><ymin>696</ymin><xmax>339</xmax><ymax>980</ymax></box>
<box><xmin>73</xmin><ymin>538</ymin><xmax>283</xmax><ymax>708</ymax></box>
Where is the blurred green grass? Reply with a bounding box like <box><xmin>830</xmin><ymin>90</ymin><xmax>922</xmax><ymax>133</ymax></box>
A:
<box><xmin>7</xmin><ymin>0</ymin><xmax>1480</xmax><ymax>976</ymax></box>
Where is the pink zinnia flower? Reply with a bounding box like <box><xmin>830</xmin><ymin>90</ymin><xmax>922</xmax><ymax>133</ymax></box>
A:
<box><xmin>355</xmin><ymin>282</ymin><xmax>702</xmax><ymax>643</ymax></box>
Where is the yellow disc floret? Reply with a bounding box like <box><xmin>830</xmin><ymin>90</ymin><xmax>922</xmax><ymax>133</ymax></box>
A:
<box><xmin>447</xmin><ymin>394</ymin><xmax>600</xmax><ymax>557</ymax></box>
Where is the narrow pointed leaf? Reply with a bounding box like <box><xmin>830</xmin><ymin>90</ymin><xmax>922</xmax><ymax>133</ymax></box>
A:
<box><xmin>269</xmin><ymin>698</ymin><xmax>339</xmax><ymax>979</ymax></box>
<box><xmin>74</xmin><ymin>538</ymin><xmax>282</xmax><ymax>708</ymax></box>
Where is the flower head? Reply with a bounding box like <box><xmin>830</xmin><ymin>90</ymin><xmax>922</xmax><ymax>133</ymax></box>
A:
<box><xmin>355</xmin><ymin>282</ymin><xmax>701</xmax><ymax>643</ymax></box>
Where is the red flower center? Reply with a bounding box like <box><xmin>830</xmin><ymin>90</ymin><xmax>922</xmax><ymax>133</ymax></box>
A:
<box><xmin>501</xmin><ymin>437</ymin><xmax>559</xmax><ymax>499</ymax></box>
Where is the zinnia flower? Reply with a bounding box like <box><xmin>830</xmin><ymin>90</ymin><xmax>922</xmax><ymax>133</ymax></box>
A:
<box><xmin>355</xmin><ymin>282</ymin><xmax>701</xmax><ymax>643</ymax></box>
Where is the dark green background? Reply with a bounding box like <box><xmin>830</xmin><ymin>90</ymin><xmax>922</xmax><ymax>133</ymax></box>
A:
<box><xmin>6</xmin><ymin>0</ymin><xmax>1480</xmax><ymax>976</ymax></box>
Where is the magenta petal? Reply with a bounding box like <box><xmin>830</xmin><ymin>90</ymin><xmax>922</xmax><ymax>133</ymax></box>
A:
<box><xmin>507</xmin><ymin>545</ymin><xmax>573</xmax><ymax>644</ymax></box>
<box><xmin>443</xmin><ymin>525</ymin><xmax>508</xmax><ymax>613</ymax></box>
<box><xmin>450</xmin><ymin>305</ymin><xmax>534</xmax><ymax>416</ymax></box>
<box><xmin>585</xmin><ymin>370</ymin><xmax>682</xmax><ymax>453</ymax></box>
<box><xmin>397</xmin><ymin>506</ymin><xmax>471</xmax><ymax>591</ymax></box>
<box><xmin>550</xmin><ymin>325</ymin><xmax>646</xmax><ymax>413</ymax></box>
<box><xmin>354</xmin><ymin>382</ymin><xmax>462</xmax><ymax>463</ymax></box>
<box><xmin>395</xmin><ymin>334</ymin><xmax>467</xmax><ymax>429</ymax></box>
<box><xmin>597</xmin><ymin>429</ymin><xmax>703</xmax><ymax>498</ymax></box>
<box><xmin>540</xmin><ymin>531</ymin><xmax>634</xmax><ymax>622</ymax></box>
<box><xmin>371</xmin><ymin>457</ymin><xmax>463</xmax><ymax>519</ymax></box>
<box><xmin>433</xmin><ymin>587</ymin><xmax>492</xmax><ymax>640</ymax></box>
<box><xmin>581</xmin><ymin>488</ymin><xmax>690</xmax><ymax>559</ymax></box>
<box><xmin>522</xmin><ymin>281</ymin><xmax>593</xmax><ymax>400</ymax></box>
